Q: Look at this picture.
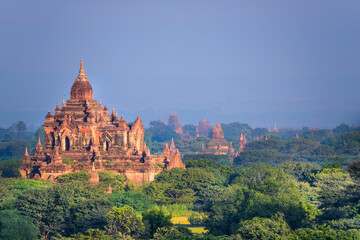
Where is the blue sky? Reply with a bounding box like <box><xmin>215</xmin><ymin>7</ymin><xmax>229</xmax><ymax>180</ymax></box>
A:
<box><xmin>0</xmin><ymin>0</ymin><xmax>359</xmax><ymax>129</ymax></box>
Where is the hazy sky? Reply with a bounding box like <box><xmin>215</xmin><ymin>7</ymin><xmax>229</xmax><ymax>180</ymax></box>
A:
<box><xmin>0</xmin><ymin>0</ymin><xmax>359</xmax><ymax>129</ymax></box>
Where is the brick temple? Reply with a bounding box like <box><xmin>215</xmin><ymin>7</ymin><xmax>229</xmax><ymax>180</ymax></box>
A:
<box><xmin>19</xmin><ymin>60</ymin><xmax>185</xmax><ymax>185</ymax></box>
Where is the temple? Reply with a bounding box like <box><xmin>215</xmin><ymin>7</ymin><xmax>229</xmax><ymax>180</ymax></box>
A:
<box><xmin>19</xmin><ymin>60</ymin><xmax>185</xmax><ymax>185</ymax></box>
<box><xmin>204</xmin><ymin>123</ymin><xmax>247</xmax><ymax>160</ymax></box>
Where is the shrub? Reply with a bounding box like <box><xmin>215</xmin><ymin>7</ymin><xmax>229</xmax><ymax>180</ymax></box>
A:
<box><xmin>189</xmin><ymin>212</ymin><xmax>207</xmax><ymax>226</ymax></box>
<box><xmin>109</xmin><ymin>191</ymin><xmax>155</xmax><ymax>212</ymax></box>
<box><xmin>56</xmin><ymin>171</ymin><xmax>91</xmax><ymax>183</ymax></box>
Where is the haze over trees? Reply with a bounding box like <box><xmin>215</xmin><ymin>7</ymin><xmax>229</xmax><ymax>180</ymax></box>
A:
<box><xmin>1</xmin><ymin>121</ymin><xmax>360</xmax><ymax>239</ymax></box>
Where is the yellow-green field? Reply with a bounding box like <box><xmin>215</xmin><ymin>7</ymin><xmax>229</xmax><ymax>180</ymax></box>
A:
<box><xmin>171</xmin><ymin>216</ymin><xmax>190</xmax><ymax>225</ymax></box>
<box><xmin>188</xmin><ymin>227</ymin><xmax>207</xmax><ymax>234</ymax></box>
<box><xmin>171</xmin><ymin>216</ymin><xmax>207</xmax><ymax>234</ymax></box>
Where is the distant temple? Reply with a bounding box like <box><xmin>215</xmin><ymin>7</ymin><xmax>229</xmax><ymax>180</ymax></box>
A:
<box><xmin>206</xmin><ymin>123</ymin><xmax>229</xmax><ymax>154</ymax></box>
<box><xmin>273</xmin><ymin>123</ymin><xmax>279</xmax><ymax>133</ymax></box>
<box><xmin>19</xmin><ymin>60</ymin><xmax>184</xmax><ymax>185</ymax></box>
<box><xmin>196</xmin><ymin>119</ymin><xmax>211</xmax><ymax>137</ymax></box>
<box><xmin>167</xmin><ymin>113</ymin><xmax>191</xmax><ymax>139</ymax></box>
<box><xmin>201</xmin><ymin>123</ymin><xmax>247</xmax><ymax>160</ymax></box>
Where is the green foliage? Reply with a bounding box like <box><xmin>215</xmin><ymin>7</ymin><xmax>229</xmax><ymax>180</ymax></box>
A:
<box><xmin>252</xmin><ymin>128</ymin><xmax>269</xmax><ymax>139</ymax></box>
<box><xmin>174</xmin><ymin>137</ymin><xmax>211</xmax><ymax>154</ymax></box>
<box><xmin>67</xmin><ymin>229</ymin><xmax>114</xmax><ymax>240</ymax></box>
<box><xmin>144</xmin><ymin>130</ymin><xmax>164</xmax><ymax>155</ymax></box>
<box><xmin>220</xmin><ymin>122</ymin><xmax>252</xmax><ymax>143</ymax></box>
<box><xmin>278</xmin><ymin>128</ymin><xmax>300</xmax><ymax>141</ymax></box>
<box><xmin>147</xmin><ymin>121</ymin><xmax>180</xmax><ymax>142</ymax></box>
<box><xmin>157</xmin><ymin>204</ymin><xmax>194</xmax><ymax>217</ymax></box>
<box><xmin>205</xmin><ymin>164</ymin><xmax>308</xmax><ymax>235</ymax></box>
<box><xmin>265</xmin><ymin>133</ymin><xmax>282</xmax><ymax>141</ymax></box>
<box><xmin>329</xmin><ymin>217</ymin><xmax>360</xmax><ymax>230</ymax></box>
<box><xmin>234</xmin><ymin>149</ymin><xmax>288</xmax><ymax>168</ymax></box>
<box><xmin>324</xmin><ymin>132</ymin><xmax>360</xmax><ymax>155</ymax></box>
<box><xmin>62</xmin><ymin>157</ymin><xmax>74</xmax><ymax>166</ymax></box>
<box><xmin>333</xmin><ymin>124</ymin><xmax>352</xmax><ymax>135</ymax></box>
<box><xmin>0</xmin><ymin>121</ymin><xmax>35</xmax><ymax>141</ymax></box>
<box><xmin>15</xmin><ymin>183</ymin><xmax>112</xmax><ymax>239</ymax></box>
<box><xmin>347</xmin><ymin>160</ymin><xmax>360</xmax><ymax>181</ymax></box>
<box><xmin>302</xmin><ymin>129</ymin><xmax>332</xmax><ymax>142</ymax></box>
<box><xmin>0</xmin><ymin>210</ymin><xmax>39</xmax><ymax>240</ymax></box>
<box><xmin>277</xmin><ymin>161</ymin><xmax>320</xmax><ymax>183</ymax></box>
<box><xmin>56</xmin><ymin>171</ymin><xmax>91</xmax><ymax>183</ymax></box>
<box><xmin>0</xmin><ymin>139</ymin><xmax>30</xmax><ymax>161</ymax></box>
<box><xmin>294</xmin><ymin>226</ymin><xmax>360</xmax><ymax>240</ymax></box>
<box><xmin>16</xmin><ymin>185</ymin><xmax>73</xmax><ymax>239</ymax></box>
<box><xmin>0</xmin><ymin>159</ymin><xmax>22</xmax><ymax>177</ymax></box>
<box><xmin>143</xmin><ymin>168</ymin><xmax>215</xmax><ymax>205</ymax></box>
<box><xmin>183</xmin><ymin>124</ymin><xmax>197</xmax><ymax>138</ymax></box>
<box><xmin>245</xmin><ymin>139</ymin><xmax>282</xmax><ymax>151</ymax></box>
<box><xmin>142</xmin><ymin>208</ymin><xmax>173</xmax><ymax>238</ymax></box>
<box><xmin>153</xmin><ymin>226</ymin><xmax>193</xmax><ymax>240</ymax></box>
<box><xmin>183</xmin><ymin>154</ymin><xmax>231</xmax><ymax>166</ymax></box>
<box><xmin>106</xmin><ymin>206</ymin><xmax>144</xmax><ymax>239</ymax></box>
<box><xmin>109</xmin><ymin>191</ymin><xmax>155</xmax><ymax>212</ymax></box>
<box><xmin>314</xmin><ymin>169</ymin><xmax>355</xmax><ymax>220</ymax></box>
<box><xmin>98</xmin><ymin>171</ymin><xmax>126</xmax><ymax>192</ymax></box>
<box><xmin>279</xmin><ymin>138</ymin><xmax>316</xmax><ymax>154</ymax></box>
<box><xmin>237</xmin><ymin>213</ymin><xmax>293</xmax><ymax>240</ymax></box>
<box><xmin>9</xmin><ymin>178</ymin><xmax>52</xmax><ymax>196</ymax></box>
<box><xmin>188</xmin><ymin>212</ymin><xmax>207</xmax><ymax>226</ymax></box>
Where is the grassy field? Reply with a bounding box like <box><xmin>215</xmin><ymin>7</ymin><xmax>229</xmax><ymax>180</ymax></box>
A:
<box><xmin>171</xmin><ymin>216</ymin><xmax>190</xmax><ymax>225</ymax></box>
<box><xmin>171</xmin><ymin>216</ymin><xmax>207</xmax><ymax>234</ymax></box>
<box><xmin>188</xmin><ymin>227</ymin><xmax>207</xmax><ymax>234</ymax></box>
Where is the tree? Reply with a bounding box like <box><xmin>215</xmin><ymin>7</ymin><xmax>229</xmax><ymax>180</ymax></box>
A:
<box><xmin>234</xmin><ymin>149</ymin><xmax>288</xmax><ymax>168</ymax></box>
<box><xmin>0</xmin><ymin>159</ymin><xmax>22</xmax><ymax>178</ymax></box>
<box><xmin>347</xmin><ymin>160</ymin><xmax>360</xmax><ymax>181</ymax></box>
<box><xmin>142</xmin><ymin>168</ymin><xmax>215</xmax><ymax>204</ymax></box>
<box><xmin>56</xmin><ymin>171</ymin><xmax>91</xmax><ymax>183</ymax></box>
<box><xmin>153</xmin><ymin>226</ymin><xmax>193</xmax><ymax>240</ymax></box>
<box><xmin>0</xmin><ymin>210</ymin><xmax>38</xmax><ymax>240</ymax></box>
<box><xmin>294</xmin><ymin>226</ymin><xmax>360</xmax><ymax>240</ymax></box>
<box><xmin>279</xmin><ymin>138</ymin><xmax>316</xmax><ymax>154</ymax></box>
<box><xmin>314</xmin><ymin>169</ymin><xmax>355</xmax><ymax>220</ymax></box>
<box><xmin>106</xmin><ymin>206</ymin><xmax>144</xmax><ymax>240</ymax></box>
<box><xmin>16</xmin><ymin>186</ymin><xmax>72</xmax><ymax>239</ymax></box>
<box><xmin>16</xmin><ymin>121</ymin><xmax>27</xmax><ymax>133</ymax></box>
<box><xmin>68</xmin><ymin>229</ymin><xmax>113</xmax><ymax>240</ymax></box>
<box><xmin>147</xmin><ymin>121</ymin><xmax>180</xmax><ymax>142</ymax></box>
<box><xmin>245</xmin><ymin>139</ymin><xmax>282</xmax><ymax>151</ymax></box>
<box><xmin>237</xmin><ymin>213</ymin><xmax>293</xmax><ymax>240</ymax></box>
<box><xmin>276</xmin><ymin>161</ymin><xmax>320</xmax><ymax>183</ymax></box>
<box><xmin>15</xmin><ymin>183</ymin><xmax>112</xmax><ymax>239</ymax></box>
<box><xmin>220</xmin><ymin>122</ymin><xmax>252</xmax><ymax>143</ymax></box>
<box><xmin>109</xmin><ymin>191</ymin><xmax>155</xmax><ymax>212</ymax></box>
<box><xmin>205</xmin><ymin>164</ymin><xmax>308</xmax><ymax>235</ymax></box>
<box><xmin>142</xmin><ymin>208</ymin><xmax>173</xmax><ymax>239</ymax></box>
<box><xmin>98</xmin><ymin>171</ymin><xmax>126</xmax><ymax>192</ymax></box>
<box><xmin>333</xmin><ymin>124</ymin><xmax>352</xmax><ymax>134</ymax></box>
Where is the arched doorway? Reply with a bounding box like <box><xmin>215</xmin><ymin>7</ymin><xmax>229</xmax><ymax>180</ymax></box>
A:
<box><xmin>65</xmin><ymin>137</ymin><xmax>70</xmax><ymax>151</ymax></box>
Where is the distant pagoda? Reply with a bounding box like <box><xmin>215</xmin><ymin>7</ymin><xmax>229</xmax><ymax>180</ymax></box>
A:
<box><xmin>19</xmin><ymin>60</ymin><xmax>185</xmax><ymax>185</ymax></box>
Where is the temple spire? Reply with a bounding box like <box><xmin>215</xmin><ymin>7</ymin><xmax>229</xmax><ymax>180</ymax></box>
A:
<box><xmin>79</xmin><ymin>59</ymin><xmax>86</xmax><ymax>76</ymax></box>
<box><xmin>24</xmin><ymin>147</ymin><xmax>29</xmax><ymax>156</ymax></box>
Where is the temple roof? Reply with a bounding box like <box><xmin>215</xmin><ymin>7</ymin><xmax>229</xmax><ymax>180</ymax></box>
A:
<box><xmin>70</xmin><ymin>59</ymin><xmax>94</xmax><ymax>100</ymax></box>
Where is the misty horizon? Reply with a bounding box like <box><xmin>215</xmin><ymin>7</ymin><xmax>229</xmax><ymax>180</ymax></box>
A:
<box><xmin>0</xmin><ymin>1</ymin><xmax>359</xmax><ymax>129</ymax></box>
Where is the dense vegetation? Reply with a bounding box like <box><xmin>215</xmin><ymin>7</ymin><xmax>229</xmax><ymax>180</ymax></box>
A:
<box><xmin>1</xmin><ymin>121</ymin><xmax>360</xmax><ymax>239</ymax></box>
